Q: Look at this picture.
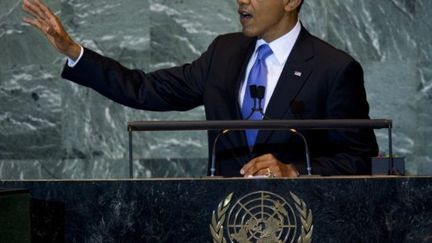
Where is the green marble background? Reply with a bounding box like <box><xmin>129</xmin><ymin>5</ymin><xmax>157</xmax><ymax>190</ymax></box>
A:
<box><xmin>0</xmin><ymin>0</ymin><xmax>431</xmax><ymax>178</ymax></box>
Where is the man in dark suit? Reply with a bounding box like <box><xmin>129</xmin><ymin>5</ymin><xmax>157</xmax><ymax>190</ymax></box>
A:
<box><xmin>22</xmin><ymin>0</ymin><xmax>378</xmax><ymax>177</ymax></box>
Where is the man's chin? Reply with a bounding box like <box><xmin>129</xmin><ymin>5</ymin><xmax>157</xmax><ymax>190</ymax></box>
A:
<box><xmin>241</xmin><ymin>29</ymin><xmax>258</xmax><ymax>38</ymax></box>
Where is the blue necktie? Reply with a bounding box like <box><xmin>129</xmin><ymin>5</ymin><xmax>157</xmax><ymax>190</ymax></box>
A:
<box><xmin>241</xmin><ymin>44</ymin><xmax>273</xmax><ymax>147</ymax></box>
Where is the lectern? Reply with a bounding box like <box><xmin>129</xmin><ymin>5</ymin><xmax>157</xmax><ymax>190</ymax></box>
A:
<box><xmin>2</xmin><ymin>119</ymin><xmax>425</xmax><ymax>242</ymax></box>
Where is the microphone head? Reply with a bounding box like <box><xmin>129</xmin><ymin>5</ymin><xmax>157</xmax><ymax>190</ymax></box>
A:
<box><xmin>256</xmin><ymin>86</ymin><xmax>265</xmax><ymax>99</ymax></box>
<box><xmin>249</xmin><ymin>85</ymin><xmax>258</xmax><ymax>98</ymax></box>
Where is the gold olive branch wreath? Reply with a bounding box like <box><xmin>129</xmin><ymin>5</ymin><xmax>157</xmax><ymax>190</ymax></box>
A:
<box><xmin>210</xmin><ymin>192</ymin><xmax>313</xmax><ymax>243</ymax></box>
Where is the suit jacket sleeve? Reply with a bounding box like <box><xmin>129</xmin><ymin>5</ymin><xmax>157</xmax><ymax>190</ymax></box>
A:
<box><xmin>61</xmin><ymin>39</ymin><xmax>218</xmax><ymax>111</ymax></box>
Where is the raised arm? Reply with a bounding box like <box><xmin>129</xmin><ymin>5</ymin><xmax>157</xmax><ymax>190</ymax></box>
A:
<box><xmin>22</xmin><ymin>0</ymin><xmax>81</xmax><ymax>60</ymax></box>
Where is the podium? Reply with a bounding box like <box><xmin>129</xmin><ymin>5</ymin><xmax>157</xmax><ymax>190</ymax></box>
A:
<box><xmin>0</xmin><ymin>189</ymin><xmax>31</xmax><ymax>243</ymax></box>
<box><xmin>1</xmin><ymin>177</ymin><xmax>431</xmax><ymax>242</ymax></box>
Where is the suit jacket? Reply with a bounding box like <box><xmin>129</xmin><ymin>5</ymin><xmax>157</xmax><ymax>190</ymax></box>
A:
<box><xmin>62</xmin><ymin>26</ymin><xmax>378</xmax><ymax>177</ymax></box>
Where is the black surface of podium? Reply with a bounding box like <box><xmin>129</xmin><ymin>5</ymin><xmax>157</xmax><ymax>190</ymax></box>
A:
<box><xmin>1</xmin><ymin>177</ymin><xmax>431</xmax><ymax>242</ymax></box>
<box><xmin>0</xmin><ymin>189</ymin><xmax>31</xmax><ymax>243</ymax></box>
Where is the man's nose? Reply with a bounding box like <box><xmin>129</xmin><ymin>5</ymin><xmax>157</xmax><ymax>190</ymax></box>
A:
<box><xmin>237</xmin><ymin>0</ymin><xmax>251</xmax><ymax>5</ymax></box>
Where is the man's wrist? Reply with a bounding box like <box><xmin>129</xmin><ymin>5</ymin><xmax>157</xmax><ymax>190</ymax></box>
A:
<box><xmin>65</xmin><ymin>42</ymin><xmax>82</xmax><ymax>61</ymax></box>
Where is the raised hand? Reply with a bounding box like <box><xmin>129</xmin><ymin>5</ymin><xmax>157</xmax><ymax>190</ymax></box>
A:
<box><xmin>22</xmin><ymin>0</ymin><xmax>81</xmax><ymax>60</ymax></box>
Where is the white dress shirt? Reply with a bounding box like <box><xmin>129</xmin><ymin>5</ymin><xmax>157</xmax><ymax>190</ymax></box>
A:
<box><xmin>239</xmin><ymin>20</ymin><xmax>301</xmax><ymax>113</ymax></box>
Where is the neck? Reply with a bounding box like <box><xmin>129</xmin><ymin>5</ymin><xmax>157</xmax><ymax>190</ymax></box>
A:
<box><xmin>262</xmin><ymin>16</ymin><xmax>299</xmax><ymax>43</ymax></box>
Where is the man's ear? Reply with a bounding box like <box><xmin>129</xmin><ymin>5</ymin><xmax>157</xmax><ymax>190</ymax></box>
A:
<box><xmin>284</xmin><ymin>0</ymin><xmax>302</xmax><ymax>12</ymax></box>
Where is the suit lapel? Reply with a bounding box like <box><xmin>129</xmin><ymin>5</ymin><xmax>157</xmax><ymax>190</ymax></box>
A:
<box><xmin>255</xmin><ymin>27</ymin><xmax>315</xmax><ymax>146</ymax></box>
<box><xmin>228</xmin><ymin>38</ymin><xmax>257</xmax><ymax>119</ymax></box>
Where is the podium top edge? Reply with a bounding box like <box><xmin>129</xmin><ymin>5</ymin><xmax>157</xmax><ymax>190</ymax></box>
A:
<box><xmin>127</xmin><ymin>119</ymin><xmax>392</xmax><ymax>131</ymax></box>
<box><xmin>2</xmin><ymin>176</ymin><xmax>432</xmax><ymax>183</ymax></box>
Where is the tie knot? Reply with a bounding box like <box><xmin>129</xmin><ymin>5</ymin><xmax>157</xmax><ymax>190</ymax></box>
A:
<box><xmin>256</xmin><ymin>44</ymin><xmax>273</xmax><ymax>61</ymax></box>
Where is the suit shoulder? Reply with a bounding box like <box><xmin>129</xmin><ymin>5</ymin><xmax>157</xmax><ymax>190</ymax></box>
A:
<box><xmin>307</xmin><ymin>33</ymin><xmax>358</xmax><ymax>66</ymax></box>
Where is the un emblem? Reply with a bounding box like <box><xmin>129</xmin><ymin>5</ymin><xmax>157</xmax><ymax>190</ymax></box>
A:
<box><xmin>210</xmin><ymin>191</ymin><xmax>313</xmax><ymax>243</ymax></box>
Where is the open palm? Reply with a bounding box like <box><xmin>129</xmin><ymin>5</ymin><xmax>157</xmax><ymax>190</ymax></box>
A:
<box><xmin>22</xmin><ymin>0</ymin><xmax>80</xmax><ymax>60</ymax></box>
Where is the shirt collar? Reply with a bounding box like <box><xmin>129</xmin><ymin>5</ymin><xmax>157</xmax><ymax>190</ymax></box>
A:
<box><xmin>255</xmin><ymin>20</ymin><xmax>302</xmax><ymax>65</ymax></box>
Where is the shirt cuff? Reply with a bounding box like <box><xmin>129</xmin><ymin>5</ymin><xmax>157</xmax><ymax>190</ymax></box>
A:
<box><xmin>66</xmin><ymin>45</ymin><xmax>84</xmax><ymax>68</ymax></box>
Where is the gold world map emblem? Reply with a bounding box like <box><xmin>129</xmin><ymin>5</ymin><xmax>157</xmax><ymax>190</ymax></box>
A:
<box><xmin>210</xmin><ymin>191</ymin><xmax>313</xmax><ymax>243</ymax></box>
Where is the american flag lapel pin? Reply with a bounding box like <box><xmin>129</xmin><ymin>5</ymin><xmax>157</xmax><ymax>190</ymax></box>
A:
<box><xmin>294</xmin><ymin>71</ymin><xmax>302</xmax><ymax>77</ymax></box>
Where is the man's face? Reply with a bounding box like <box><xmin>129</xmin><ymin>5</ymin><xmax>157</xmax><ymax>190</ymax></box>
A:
<box><xmin>237</xmin><ymin>0</ymin><xmax>291</xmax><ymax>42</ymax></box>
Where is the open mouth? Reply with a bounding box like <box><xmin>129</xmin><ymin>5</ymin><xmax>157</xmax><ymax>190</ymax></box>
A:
<box><xmin>238</xmin><ymin>10</ymin><xmax>253</xmax><ymax>20</ymax></box>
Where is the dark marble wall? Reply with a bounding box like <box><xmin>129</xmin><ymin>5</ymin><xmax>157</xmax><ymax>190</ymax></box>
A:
<box><xmin>0</xmin><ymin>0</ymin><xmax>431</xmax><ymax>179</ymax></box>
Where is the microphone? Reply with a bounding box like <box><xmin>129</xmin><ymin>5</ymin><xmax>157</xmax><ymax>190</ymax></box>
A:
<box><xmin>255</xmin><ymin>85</ymin><xmax>266</xmax><ymax>117</ymax></box>
<box><xmin>210</xmin><ymin>129</ymin><xmax>229</xmax><ymax>177</ymax></box>
<box><xmin>244</xmin><ymin>85</ymin><xmax>260</xmax><ymax>119</ymax></box>
<box><xmin>244</xmin><ymin>85</ymin><xmax>267</xmax><ymax>118</ymax></box>
<box><xmin>289</xmin><ymin>129</ymin><xmax>312</xmax><ymax>176</ymax></box>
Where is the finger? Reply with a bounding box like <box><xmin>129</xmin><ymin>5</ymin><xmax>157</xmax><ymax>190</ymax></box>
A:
<box><xmin>22</xmin><ymin>17</ymin><xmax>44</xmax><ymax>31</ymax></box>
<box><xmin>249</xmin><ymin>158</ymin><xmax>283</xmax><ymax>177</ymax></box>
<box><xmin>240</xmin><ymin>160</ymin><xmax>253</xmax><ymax>175</ymax></box>
<box><xmin>241</xmin><ymin>154</ymin><xmax>274</xmax><ymax>176</ymax></box>
<box><xmin>23</xmin><ymin>0</ymin><xmax>42</xmax><ymax>17</ymax></box>
<box><xmin>268</xmin><ymin>166</ymin><xmax>282</xmax><ymax>177</ymax></box>
<box><xmin>23</xmin><ymin>15</ymin><xmax>53</xmax><ymax>36</ymax></box>
<box><xmin>251</xmin><ymin>166</ymin><xmax>282</xmax><ymax>177</ymax></box>
<box><xmin>22</xmin><ymin>1</ymin><xmax>39</xmax><ymax>18</ymax></box>
<box><xmin>23</xmin><ymin>0</ymin><xmax>46</xmax><ymax>21</ymax></box>
<box><xmin>243</xmin><ymin>160</ymin><xmax>273</xmax><ymax>177</ymax></box>
<box><xmin>23</xmin><ymin>2</ymin><xmax>60</xmax><ymax>36</ymax></box>
<box><xmin>33</xmin><ymin>0</ymin><xmax>56</xmax><ymax>24</ymax></box>
<box><xmin>30</xmin><ymin>0</ymin><xmax>52</xmax><ymax>22</ymax></box>
<box><xmin>241</xmin><ymin>160</ymin><xmax>258</xmax><ymax>177</ymax></box>
<box><xmin>35</xmin><ymin>0</ymin><xmax>56</xmax><ymax>19</ymax></box>
<box><xmin>241</xmin><ymin>158</ymin><xmax>262</xmax><ymax>176</ymax></box>
<box><xmin>253</xmin><ymin>154</ymin><xmax>278</xmax><ymax>168</ymax></box>
<box><xmin>33</xmin><ymin>0</ymin><xmax>64</xmax><ymax>36</ymax></box>
<box><xmin>251</xmin><ymin>153</ymin><xmax>273</xmax><ymax>163</ymax></box>
<box><xmin>240</xmin><ymin>155</ymin><xmax>261</xmax><ymax>175</ymax></box>
<box><xmin>255</xmin><ymin>168</ymin><xmax>269</xmax><ymax>176</ymax></box>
